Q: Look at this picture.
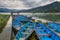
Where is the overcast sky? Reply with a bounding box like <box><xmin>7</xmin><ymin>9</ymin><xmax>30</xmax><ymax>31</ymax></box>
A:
<box><xmin>0</xmin><ymin>0</ymin><xmax>60</xmax><ymax>10</ymax></box>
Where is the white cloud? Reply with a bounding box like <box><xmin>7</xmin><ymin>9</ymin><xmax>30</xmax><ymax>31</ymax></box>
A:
<box><xmin>55</xmin><ymin>0</ymin><xmax>60</xmax><ymax>1</ymax></box>
<box><xmin>0</xmin><ymin>0</ymin><xmax>59</xmax><ymax>10</ymax></box>
<box><xmin>0</xmin><ymin>0</ymin><xmax>30</xmax><ymax>9</ymax></box>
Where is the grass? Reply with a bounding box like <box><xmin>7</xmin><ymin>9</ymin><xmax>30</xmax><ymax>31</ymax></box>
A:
<box><xmin>36</xmin><ymin>14</ymin><xmax>60</xmax><ymax>22</ymax></box>
<box><xmin>0</xmin><ymin>14</ymin><xmax>10</xmax><ymax>33</ymax></box>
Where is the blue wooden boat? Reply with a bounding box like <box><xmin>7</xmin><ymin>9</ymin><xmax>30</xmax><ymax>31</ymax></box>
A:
<box><xmin>35</xmin><ymin>22</ymin><xmax>60</xmax><ymax>40</ymax></box>
<box><xmin>15</xmin><ymin>22</ymin><xmax>34</xmax><ymax>40</ymax></box>
<box><xmin>47</xmin><ymin>22</ymin><xmax>60</xmax><ymax>33</ymax></box>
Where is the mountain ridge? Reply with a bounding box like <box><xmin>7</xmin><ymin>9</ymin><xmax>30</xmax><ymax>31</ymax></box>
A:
<box><xmin>0</xmin><ymin>1</ymin><xmax>60</xmax><ymax>13</ymax></box>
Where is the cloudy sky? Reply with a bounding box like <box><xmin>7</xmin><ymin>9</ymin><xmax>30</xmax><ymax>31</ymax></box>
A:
<box><xmin>0</xmin><ymin>0</ymin><xmax>60</xmax><ymax>10</ymax></box>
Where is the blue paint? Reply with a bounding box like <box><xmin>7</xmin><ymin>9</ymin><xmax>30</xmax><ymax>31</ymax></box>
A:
<box><xmin>15</xmin><ymin>22</ymin><xmax>34</xmax><ymax>40</ymax></box>
<box><xmin>13</xmin><ymin>16</ymin><xmax>60</xmax><ymax>40</ymax></box>
<box><xmin>47</xmin><ymin>22</ymin><xmax>60</xmax><ymax>33</ymax></box>
<box><xmin>35</xmin><ymin>22</ymin><xmax>60</xmax><ymax>40</ymax></box>
<box><xmin>12</xmin><ymin>19</ymin><xmax>22</xmax><ymax>29</ymax></box>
